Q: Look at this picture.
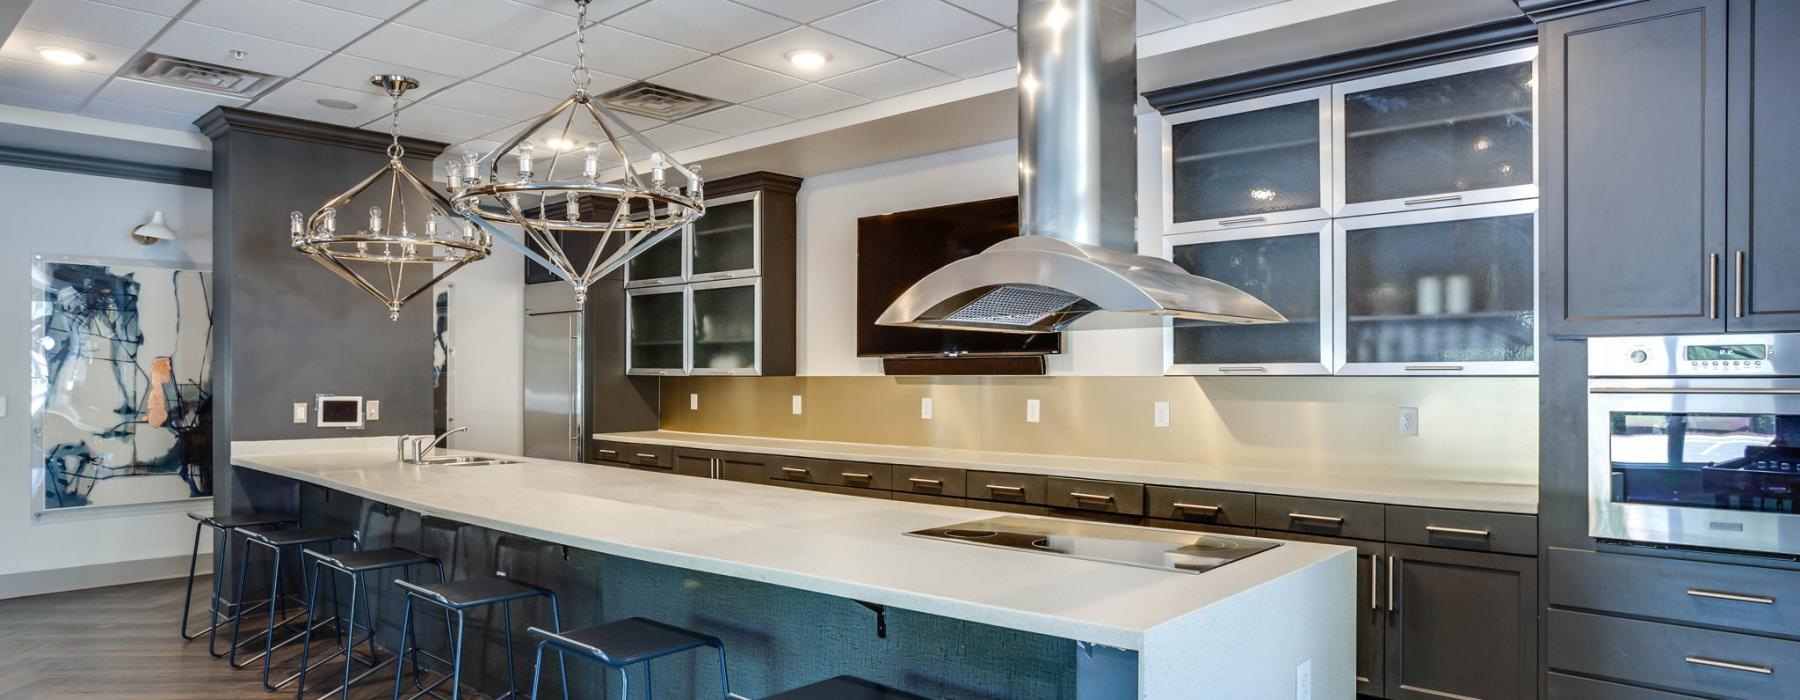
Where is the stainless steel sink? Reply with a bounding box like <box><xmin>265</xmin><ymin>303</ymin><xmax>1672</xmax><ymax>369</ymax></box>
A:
<box><xmin>408</xmin><ymin>455</ymin><xmax>519</xmax><ymax>467</ymax></box>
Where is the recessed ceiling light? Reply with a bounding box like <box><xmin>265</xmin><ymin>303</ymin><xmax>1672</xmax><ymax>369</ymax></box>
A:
<box><xmin>37</xmin><ymin>46</ymin><xmax>92</xmax><ymax>67</ymax></box>
<box><xmin>315</xmin><ymin>97</ymin><xmax>358</xmax><ymax>110</ymax></box>
<box><xmin>785</xmin><ymin>49</ymin><xmax>831</xmax><ymax>71</ymax></box>
<box><xmin>545</xmin><ymin>137</ymin><xmax>575</xmax><ymax>151</ymax></box>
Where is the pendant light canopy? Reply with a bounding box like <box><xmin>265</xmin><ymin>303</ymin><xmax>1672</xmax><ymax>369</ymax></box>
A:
<box><xmin>448</xmin><ymin>0</ymin><xmax>705</xmax><ymax>305</ymax></box>
<box><xmin>291</xmin><ymin>75</ymin><xmax>492</xmax><ymax>321</ymax></box>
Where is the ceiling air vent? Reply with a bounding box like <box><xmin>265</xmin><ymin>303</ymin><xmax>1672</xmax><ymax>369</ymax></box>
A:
<box><xmin>598</xmin><ymin>81</ymin><xmax>727</xmax><ymax>121</ymax></box>
<box><xmin>129</xmin><ymin>53</ymin><xmax>278</xmax><ymax>97</ymax></box>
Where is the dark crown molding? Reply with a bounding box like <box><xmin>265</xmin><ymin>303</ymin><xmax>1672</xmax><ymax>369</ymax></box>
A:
<box><xmin>709</xmin><ymin>171</ymin><xmax>803</xmax><ymax>197</ymax></box>
<box><xmin>0</xmin><ymin>145</ymin><xmax>211</xmax><ymax>188</ymax></box>
<box><xmin>195</xmin><ymin>106</ymin><xmax>449</xmax><ymax>159</ymax></box>
<box><xmin>1514</xmin><ymin>0</ymin><xmax>1646</xmax><ymax>22</ymax></box>
<box><xmin>1144</xmin><ymin>16</ymin><xmax>1538</xmax><ymax>114</ymax></box>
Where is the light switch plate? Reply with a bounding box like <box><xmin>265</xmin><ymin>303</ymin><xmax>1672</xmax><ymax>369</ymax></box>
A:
<box><xmin>690</xmin><ymin>393</ymin><xmax>699</xmax><ymax>411</ymax></box>
<box><xmin>920</xmin><ymin>397</ymin><xmax>933</xmax><ymax>420</ymax></box>
<box><xmin>1153</xmin><ymin>401</ymin><xmax>1170</xmax><ymax>428</ymax></box>
<box><xmin>292</xmin><ymin>402</ymin><xmax>307</xmax><ymax>424</ymax></box>
<box><xmin>1025</xmin><ymin>399</ymin><xmax>1040</xmax><ymax>424</ymax></box>
<box><xmin>366</xmin><ymin>400</ymin><xmax>380</xmax><ymax>421</ymax></box>
<box><xmin>0</xmin><ymin>395</ymin><xmax>7</xmax><ymax>418</ymax></box>
<box><xmin>1398</xmin><ymin>407</ymin><xmax>1419</xmax><ymax>436</ymax></box>
<box><xmin>791</xmin><ymin>395</ymin><xmax>803</xmax><ymax>415</ymax></box>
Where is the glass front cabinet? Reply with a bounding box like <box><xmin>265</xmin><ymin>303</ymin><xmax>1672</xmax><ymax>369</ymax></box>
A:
<box><xmin>1161</xmin><ymin>47</ymin><xmax>1538</xmax><ymax>376</ymax></box>
<box><xmin>622</xmin><ymin>174</ymin><xmax>798</xmax><ymax>376</ymax></box>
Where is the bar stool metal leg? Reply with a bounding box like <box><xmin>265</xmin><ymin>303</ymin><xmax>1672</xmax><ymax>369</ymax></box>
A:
<box><xmin>179</xmin><ymin>518</ymin><xmax>206</xmax><ymax>640</ymax></box>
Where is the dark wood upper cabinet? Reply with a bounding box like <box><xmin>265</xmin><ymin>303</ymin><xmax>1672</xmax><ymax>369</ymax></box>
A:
<box><xmin>1541</xmin><ymin>0</ymin><xmax>1729</xmax><ymax>337</ymax></box>
<box><xmin>1727</xmin><ymin>0</ymin><xmax>1800</xmax><ymax>330</ymax></box>
<box><xmin>1384</xmin><ymin>544</ymin><xmax>1538</xmax><ymax>700</ymax></box>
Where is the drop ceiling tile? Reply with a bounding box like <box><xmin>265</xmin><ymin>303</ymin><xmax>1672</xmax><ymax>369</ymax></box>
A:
<box><xmin>0</xmin><ymin>84</ymin><xmax>89</xmax><ymax>112</ymax></box>
<box><xmin>650</xmin><ymin>56</ymin><xmax>802</xmax><ymax>105</ymax></box>
<box><xmin>676</xmin><ymin>104</ymin><xmax>789</xmax><ymax>136</ymax></box>
<box><xmin>1150</xmin><ymin>0</ymin><xmax>1283</xmax><ymax>23</ymax></box>
<box><xmin>20</xmin><ymin>0</ymin><xmax>172</xmax><ymax>48</ymax></box>
<box><xmin>1</xmin><ymin>28</ymin><xmax>138</xmax><ymax>77</ymax></box>
<box><xmin>511</xmin><ymin>0</ymin><xmax>646</xmax><ymax>18</ymax></box>
<box><xmin>82</xmin><ymin>99</ymin><xmax>208</xmax><ymax>130</ymax></box>
<box><xmin>297</xmin><ymin>53</ymin><xmax>461</xmax><ymax>96</ymax></box>
<box><xmin>346</xmin><ymin>23</ymin><xmax>519</xmax><ymax>78</ymax></box>
<box><xmin>300</xmin><ymin>0</ymin><xmax>416</xmax><ymax>17</ymax></box>
<box><xmin>640</xmin><ymin>123</ymin><xmax>722</xmax><ymax>152</ymax></box>
<box><xmin>944</xmin><ymin>0</ymin><xmax>1013</xmax><ymax>25</ymax></box>
<box><xmin>723</xmin><ymin>26</ymin><xmax>892</xmax><ymax>81</ymax></box>
<box><xmin>731</xmin><ymin>0</ymin><xmax>875</xmax><ymax>23</ymax></box>
<box><xmin>386</xmin><ymin>122</ymin><xmax>468</xmax><ymax>146</ymax></box>
<box><xmin>476</xmin><ymin>55</ymin><xmax>628</xmax><ymax>99</ymax></box>
<box><xmin>148</xmin><ymin>22</ymin><xmax>331</xmax><ymax>77</ymax></box>
<box><xmin>94</xmin><ymin>77</ymin><xmax>252</xmax><ymax>116</ymax></box>
<box><xmin>421</xmin><ymin>81</ymin><xmax>565</xmax><ymax>121</ymax></box>
<box><xmin>815</xmin><ymin>0</ymin><xmax>996</xmax><ymax>56</ymax></box>
<box><xmin>393</xmin><ymin>101</ymin><xmax>515</xmax><ymax>138</ymax></box>
<box><xmin>604</xmin><ymin>0</ymin><xmax>794</xmax><ymax>54</ymax></box>
<box><xmin>91</xmin><ymin>0</ymin><xmax>193</xmax><ymax>16</ymax></box>
<box><xmin>0</xmin><ymin>56</ymin><xmax>108</xmax><ymax>98</ymax></box>
<box><xmin>532</xmin><ymin>25</ymin><xmax>704</xmax><ymax>79</ymax></box>
<box><xmin>183</xmin><ymin>0</ymin><xmax>379</xmax><ymax>51</ymax></box>
<box><xmin>398</xmin><ymin>0</ymin><xmax>574</xmax><ymax>53</ymax></box>
<box><xmin>744</xmin><ymin>83</ymin><xmax>867</xmax><ymax>120</ymax></box>
<box><xmin>254</xmin><ymin>79</ymin><xmax>415</xmax><ymax>127</ymax></box>
<box><xmin>822</xmin><ymin>59</ymin><xmax>955</xmax><ymax>101</ymax></box>
<box><xmin>912</xmin><ymin>29</ymin><xmax>1013</xmax><ymax>78</ymax></box>
<box><xmin>1137</xmin><ymin>0</ymin><xmax>1184</xmax><ymax>34</ymax></box>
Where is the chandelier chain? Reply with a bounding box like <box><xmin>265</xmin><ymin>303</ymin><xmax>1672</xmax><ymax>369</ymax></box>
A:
<box><xmin>570</xmin><ymin>0</ymin><xmax>592</xmax><ymax>93</ymax></box>
<box><xmin>386</xmin><ymin>89</ymin><xmax>403</xmax><ymax>160</ymax></box>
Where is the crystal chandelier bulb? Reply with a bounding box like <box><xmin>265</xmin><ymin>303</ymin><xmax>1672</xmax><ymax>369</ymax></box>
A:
<box><xmin>323</xmin><ymin>208</ymin><xmax>337</xmax><ymax>234</ymax></box>
<box><xmin>516</xmin><ymin>143</ymin><xmax>534</xmax><ymax>181</ymax></box>
<box><xmin>650</xmin><ymin>152</ymin><xmax>666</xmax><ymax>189</ymax></box>
<box><xmin>289</xmin><ymin>211</ymin><xmax>305</xmax><ymax>240</ymax></box>
<box><xmin>582</xmin><ymin>142</ymin><xmax>600</xmax><ymax>181</ymax></box>
<box><xmin>565</xmin><ymin>192</ymin><xmax>579</xmax><ymax>223</ymax></box>
<box><xmin>369</xmin><ymin>206</ymin><xmax>382</xmax><ymax>235</ymax></box>
<box><xmin>446</xmin><ymin>160</ymin><xmax>462</xmax><ymax>190</ymax></box>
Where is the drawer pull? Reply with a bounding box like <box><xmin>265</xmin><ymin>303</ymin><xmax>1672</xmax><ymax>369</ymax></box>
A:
<box><xmin>1424</xmin><ymin>525</ymin><xmax>1491</xmax><ymax>538</ymax></box>
<box><xmin>1686</xmin><ymin>588</ymin><xmax>1775</xmax><ymax>605</ymax></box>
<box><xmin>597</xmin><ymin>449</ymin><xmax>618</xmax><ymax>457</ymax></box>
<box><xmin>635</xmin><ymin>453</ymin><xmax>658</xmax><ymax>460</ymax></box>
<box><xmin>986</xmin><ymin>484</ymin><xmax>1026</xmax><ymax>495</ymax></box>
<box><xmin>1403</xmin><ymin>365</ymin><xmax>1464</xmax><ymax>372</ymax></box>
<box><xmin>1369</xmin><ymin>553</ymin><xmax>1378</xmax><ymax>611</ymax></box>
<box><xmin>1289</xmin><ymin>512</ymin><xmax>1345</xmax><ymax>525</ymax></box>
<box><xmin>780</xmin><ymin>467</ymin><xmax>810</xmax><ymax>477</ymax></box>
<box><xmin>1386</xmin><ymin>554</ymin><xmax>1396</xmax><ymax>612</ymax></box>
<box><xmin>840</xmin><ymin>472</ymin><xmax>872</xmax><ymax>480</ymax></box>
<box><xmin>1069</xmin><ymin>491</ymin><xmax>1114</xmax><ymax>504</ymax></box>
<box><xmin>1217</xmin><ymin>366</ymin><xmax>1268</xmax><ymax>373</ymax></box>
<box><xmin>1403</xmin><ymin>194</ymin><xmax>1463</xmax><ymax>206</ymax></box>
<box><xmin>1217</xmin><ymin>216</ymin><xmax>1267</xmax><ymax>226</ymax></box>
<box><xmin>907</xmin><ymin>477</ymin><xmax>944</xmax><ymax>487</ymax></box>
<box><xmin>1171</xmin><ymin>502</ymin><xmax>1222</xmax><ymax>516</ymax></box>
<box><xmin>1685</xmin><ymin>656</ymin><xmax>1773</xmax><ymax>675</ymax></box>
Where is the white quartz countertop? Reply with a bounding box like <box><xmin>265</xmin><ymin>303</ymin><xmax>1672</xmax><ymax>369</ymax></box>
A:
<box><xmin>593</xmin><ymin>430</ymin><xmax>1538</xmax><ymax>514</ymax></box>
<box><xmin>232</xmin><ymin>438</ymin><xmax>1351</xmax><ymax>651</ymax></box>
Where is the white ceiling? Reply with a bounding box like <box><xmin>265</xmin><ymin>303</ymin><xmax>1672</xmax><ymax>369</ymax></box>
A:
<box><xmin>0</xmin><ymin>0</ymin><xmax>1287</xmax><ymax>161</ymax></box>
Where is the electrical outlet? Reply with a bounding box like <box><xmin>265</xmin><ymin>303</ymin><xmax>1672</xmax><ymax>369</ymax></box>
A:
<box><xmin>920</xmin><ymin>397</ymin><xmax>933</xmax><ymax>420</ymax></box>
<box><xmin>292</xmin><ymin>402</ymin><xmax>307</xmax><ymax>424</ymax></box>
<box><xmin>1398</xmin><ymin>407</ymin><xmax>1419</xmax><ymax>437</ymax></box>
<box><xmin>1153</xmin><ymin>401</ymin><xmax>1170</xmax><ymax>428</ymax></box>
<box><xmin>791</xmin><ymin>395</ymin><xmax>803</xmax><ymax>415</ymax></box>
<box><xmin>1025</xmin><ymin>399</ymin><xmax>1040</xmax><ymax>424</ymax></box>
<box><xmin>689</xmin><ymin>393</ymin><xmax>699</xmax><ymax>411</ymax></box>
<box><xmin>366</xmin><ymin>400</ymin><xmax>380</xmax><ymax>421</ymax></box>
<box><xmin>1295</xmin><ymin>659</ymin><xmax>1312</xmax><ymax>700</ymax></box>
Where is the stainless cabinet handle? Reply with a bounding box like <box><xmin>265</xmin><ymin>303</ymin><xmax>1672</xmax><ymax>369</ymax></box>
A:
<box><xmin>907</xmin><ymin>477</ymin><xmax>944</xmax><ymax>487</ymax></box>
<box><xmin>1171</xmin><ymin>502</ymin><xmax>1221</xmax><ymax>516</ymax></box>
<box><xmin>636</xmin><ymin>453</ymin><xmax>658</xmax><ymax>460</ymax></box>
<box><xmin>840</xmin><ymin>472</ymin><xmax>872</xmax><ymax>480</ymax></box>
<box><xmin>1217</xmin><ymin>215</ymin><xmax>1267</xmax><ymax>226</ymax></box>
<box><xmin>1369</xmin><ymin>553</ymin><xmax>1378</xmax><ymax>611</ymax></box>
<box><xmin>1403</xmin><ymin>365</ymin><xmax>1464</xmax><ymax>372</ymax></box>
<box><xmin>1387</xmin><ymin>554</ymin><xmax>1396</xmax><ymax>612</ymax></box>
<box><xmin>597</xmin><ymin>449</ymin><xmax>618</xmax><ymax>457</ymax></box>
<box><xmin>780</xmin><ymin>467</ymin><xmax>809</xmax><ymax>476</ymax></box>
<box><xmin>1709</xmin><ymin>252</ymin><xmax>1720</xmax><ymax>319</ymax></box>
<box><xmin>1218</xmin><ymin>366</ymin><xmax>1268</xmax><ymax>373</ymax></box>
<box><xmin>1402</xmin><ymin>194</ymin><xmax>1463</xmax><ymax>206</ymax></box>
<box><xmin>1735</xmin><ymin>250</ymin><xmax>1746</xmax><ymax>318</ymax></box>
<box><xmin>1685</xmin><ymin>656</ymin><xmax>1772</xmax><ymax>675</ymax></box>
<box><xmin>1289</xmin><ymin>512</ymin><xmax>1345</xmax><ymax>525</ymax></box>
<box><xmin>1424</xmin><ymin>525</ymin><xmax>1491</xmax><ymax>538</ymax></box>
<box><xmin>986</xmin><ymin>484</ymin><xmax>1025</xmax><ymax>494</ymax></box>
<box><xmin>1687</xmin><ymin>588</ymin><xmax>1775</xmax><ymax>605</ymax></box>
<box><xmin>1069</xmin><ymin>491</ymin><xmax>1114</xmax><ymax>503</ymax></box>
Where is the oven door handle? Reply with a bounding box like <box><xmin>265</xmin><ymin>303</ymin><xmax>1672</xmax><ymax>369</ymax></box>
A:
<box><xmin>1589</xmin><ymin>387</ymin><xmax>1800</xmax><ymax>395</ymax></box>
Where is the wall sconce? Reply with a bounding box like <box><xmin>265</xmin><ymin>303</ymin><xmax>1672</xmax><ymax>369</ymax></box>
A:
<box><xmin>131</xmin><ymin>211</ymin><xmax>176</xmax><ymax>245</ymax></box>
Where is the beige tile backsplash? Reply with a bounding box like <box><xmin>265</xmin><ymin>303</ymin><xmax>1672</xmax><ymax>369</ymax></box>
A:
<box><xmin>660</xmin><ymin>376</ymin><xmax>1538</xmax><ymax>484</ymax></box>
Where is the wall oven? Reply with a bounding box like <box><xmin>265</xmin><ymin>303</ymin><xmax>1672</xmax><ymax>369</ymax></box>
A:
<box><xmin>1589</xmin><ymin>334</ymin><xmax>1800</xmax><ymax>556</ymax></box>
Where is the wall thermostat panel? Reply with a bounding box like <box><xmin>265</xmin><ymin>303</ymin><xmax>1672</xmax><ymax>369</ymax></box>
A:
<box><xmin>316</xmin><ymin>395</ymin><xmax>365</xmax><ymax>429</ymax></box>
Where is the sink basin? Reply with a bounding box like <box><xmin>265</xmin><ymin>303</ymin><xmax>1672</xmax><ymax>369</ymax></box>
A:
<box><xmin>408</xmin><ymin>455</ymin><xmax>519</xmax><ymax>467</ymax></box>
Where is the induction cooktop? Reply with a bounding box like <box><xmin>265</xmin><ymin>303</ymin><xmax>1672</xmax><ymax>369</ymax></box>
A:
<box><xmin>906</xmin><ymin>516</ymin><xmax>1280</xmax><ymax>574</ymax></box>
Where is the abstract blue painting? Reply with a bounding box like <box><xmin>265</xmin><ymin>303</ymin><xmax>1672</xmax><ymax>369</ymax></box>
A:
<box><xmin>31</xmin><ymin>258</ymin><xmax>212</xmax><ymax>511</ymax></box>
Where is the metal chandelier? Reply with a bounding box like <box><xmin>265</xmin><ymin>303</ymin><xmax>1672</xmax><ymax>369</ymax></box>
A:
<box><xmin>449</xmin><ymin>0</ymin><xmax>706</xmax><ymax>305</ymax></box>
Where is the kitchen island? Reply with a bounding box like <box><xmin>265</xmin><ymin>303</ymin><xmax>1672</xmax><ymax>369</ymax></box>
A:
<box><xmin>231</xmin><ymin>437</ymin><xmax>1354</xmax><ymax>699</ymax></box>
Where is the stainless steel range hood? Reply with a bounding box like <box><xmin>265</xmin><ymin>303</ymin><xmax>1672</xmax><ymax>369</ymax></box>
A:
<box><xmin>877</xmin><ymin>0</ymin><xmax>1285</xmax><ymax>334</ymax></box>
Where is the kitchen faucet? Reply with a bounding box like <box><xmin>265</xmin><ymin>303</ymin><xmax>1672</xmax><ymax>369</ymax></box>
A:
<box><xmin>399</xmin><ymin>426</ymin><xmax>468</xmax><ymax>463</ymax></box>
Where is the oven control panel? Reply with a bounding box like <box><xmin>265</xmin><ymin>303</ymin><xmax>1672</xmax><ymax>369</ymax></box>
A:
<box><xmin>1590</xmin><ymin>334</ymin><xmax>1799</xmax><ymax>377</ymax></box>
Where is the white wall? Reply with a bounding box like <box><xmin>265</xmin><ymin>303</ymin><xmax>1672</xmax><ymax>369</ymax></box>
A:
<box><xmin>794</xmin><ymin>112</ymin><xmax>1171</xmax><ymax>376</ymax></box>
<box><xmin>442</xmin><ymin>243</ymin><xmax>524</xmax><ymax>455</ymax></box>
<box><xmin>0</xmin><ymin>164</ymin><xmax>213</xmax><ymax>595</ymax></box>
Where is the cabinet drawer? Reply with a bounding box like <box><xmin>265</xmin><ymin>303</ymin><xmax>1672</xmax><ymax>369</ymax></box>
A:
<box><xmin>1547</xmin><ymin>672</ymin><xmax>1702</xmax><ymax>699</ymax></box>
<box><xmin>892</xmin><ymin>464</ymin><xmax>966</xmax><ymax>497</ymax></box>
<box><xmin>716</xmin><ymin>451</ymin><xmax>766</xmax><ymax>483</ymax></box>
<box><xmin>1145</xmin><ymin>486</ymin><xmax>1256</xmax><ymax>528</ymax></box>
<box><xmin>1045</xmin><ymin>477</ymin><xmax>1144</xmax><ymax>516</ymax></box>
<box><xmin>892</xmin><ymin>492</ymin><xmax>966</xmax><ymax>508</ymax></box>
<box><xmin>1256</xmin><ymin>494</ymin><xmax>1384</xmax><ymax>540</ymax></box>
<box><xmin>593</xmin><ymin>441</ymin><xmax>671</xmax><ymax>469</ymax></box>
<box><xmin>1549</xmin><ymin>548</ymin><xmax>1800</xmax><ymax>639</ymax></box>
<box><xmin>1148</xmin><ymin>519</ymin><xmax>1256</xmax><ymax>537</ymax></box>
<box><xmin>1384</xmin><ymin>505</ymin><xmax>1537</xmax><ymax>555</ymax></box>
<box><xmin>767</xmin><ymin>455</ymin><xmax>828</xmax><ymax>483</ymax></box>
<box><xmin>773</xmin><ymin>480</ymin><xmax>891</xmax><ymax>500</ymax></box>
<box><xmin>1548</xmin><ymin>609</ymin><xmax>1800</xmax><ymax>698</ymax></box>
<box><xmin>967</xmin><ymin>471</ymin><xmax>1047</xmax><ymax>505</ymax></box>
<box><xmin>826</xmin><ymin>461</ymin><xmax>891</xmax><ymax>490</ymax></box>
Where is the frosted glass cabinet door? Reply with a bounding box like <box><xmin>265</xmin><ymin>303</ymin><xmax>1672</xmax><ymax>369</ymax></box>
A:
<box><xmin>1334</xmin><ymin>200</ymin><xmax>1538</xmax><ymax>375</ymax></box>
<box><xmin>1164</xmin><ymin>221</ymin><xmax>1331</xmax><ymax>374</ymax></box>
<box><xmin>1166</xmin><ymin>87</ymin><xmax>1331</xmax><ymax>233</ymax></box>
<box><xmin>625</xmin><ymin>231</ymin><xmax>684</xmax><ymax>287</ymax></box>
<box><xmin>627</xmin><ymin>287</ymin><xmax>685</xmax><ymax>374</ymax></box>
<box><xmin>1334</xmin><ymin>47</ymin><xmax>1537</xmax><ymax>217</ymax></box>
<box><xmin>689</xmin><ymin>193</ymin><xmax>760</xmax><ymax>280</ymax></box>
<box><xmin>690</xmin><ymin>280</ymin><xmax>759</xmax><ymax>374</ymax></box>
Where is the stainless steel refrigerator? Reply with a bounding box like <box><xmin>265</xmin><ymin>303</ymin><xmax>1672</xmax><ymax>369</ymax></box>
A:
<box><xmin>523</xmin><ymin>282</ymin><xmax>583</xmax><ymax>461</ymax></box>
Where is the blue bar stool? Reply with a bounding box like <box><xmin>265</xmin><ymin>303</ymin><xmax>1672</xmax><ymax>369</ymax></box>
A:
<box><xmin>391</xmin><ymin>534</ymin><xmax>570</xmax><ymax>700</ymax></box>
<box><xmin>226</xmin><ymin>525</ymin><xmax>357</xmax><ymax>688</ymax></box>
<box><xmin>179</xmin><ymin>511</ymin><xmax>295</xmax><ymax>658</ymax></box>
<box><xmin>766</xmin><ymin>676</ymin><xmax>926</xmax><ymax>700</ymax></box>
<box><xmin>525</xmin><ymin>618</ymin><xmax>730</xmax><ymax>699</ymax></box>
<box><xmin>292</xmin><ymin>546</ymin><xmax>442</xmax><ymax>699</ymax></box>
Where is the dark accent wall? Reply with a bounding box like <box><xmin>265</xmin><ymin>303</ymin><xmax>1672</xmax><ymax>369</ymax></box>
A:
<box><xmin>197</xmin><ymin>107</ymin><xmax>448</xmax><ymax>512</ymax></box>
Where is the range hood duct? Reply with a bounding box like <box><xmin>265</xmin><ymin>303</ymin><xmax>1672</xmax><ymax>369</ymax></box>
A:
<box><xmin>877</xmin><ymin>0</ymin><xmax>1285</xmax><ymax>334</ymax></box>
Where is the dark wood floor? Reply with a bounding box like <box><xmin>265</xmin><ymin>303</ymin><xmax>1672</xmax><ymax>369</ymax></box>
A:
<box><xmin>0</xmin><ymin>576</ymin><xmax>463</xmax><ymax>700</ymax></box>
